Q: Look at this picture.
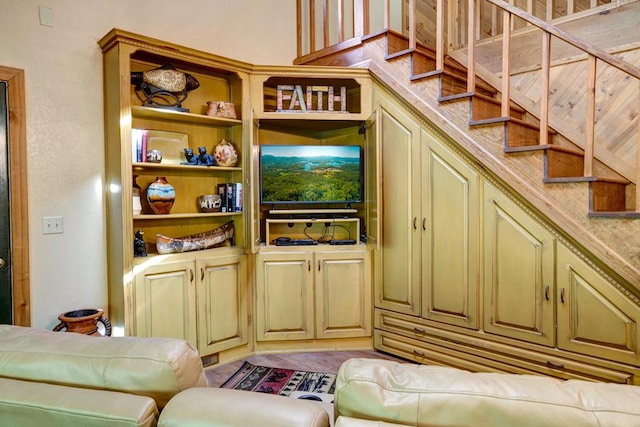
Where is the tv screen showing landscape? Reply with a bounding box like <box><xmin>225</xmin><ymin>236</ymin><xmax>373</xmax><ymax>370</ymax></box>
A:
<box><xmin>260</xmin><ymin>145</ymin><xmax>363</xmax><ymax>204</ymax></box>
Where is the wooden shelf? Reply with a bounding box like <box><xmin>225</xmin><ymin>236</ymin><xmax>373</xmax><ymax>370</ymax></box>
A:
<box><xmin>134</xmin><ymin>212</ymin><xmax>242</xmax><ymax>220</ymax></box>
<box><xmin>131</xmin><ymin>106</ymin><xmax>241</xmax><ymax>127</ymax></box>
<box><xmin>132</xmin><ymin>162</ymin><xmax>242</xmax><ymax>172</ymax></box>
<box><xmin>269</xmin><ymin>209</ymin><xmax>358</xmax><ymax>215</ymax></box>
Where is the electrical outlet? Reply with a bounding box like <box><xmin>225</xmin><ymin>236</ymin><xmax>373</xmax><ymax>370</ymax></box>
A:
<box><xmin>42</xmin><ymin>216</ymin><xmax>63</xmax><ymax>234</ymax></box>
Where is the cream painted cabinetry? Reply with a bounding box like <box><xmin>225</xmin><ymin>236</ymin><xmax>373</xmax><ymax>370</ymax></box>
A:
<box><xmin>483</xmin><ymin>182</ymin><xmax>555</xmax><ymax>347</ymax></box>
<box><xmin>556</xmin><ymin>244</ymin><xmax>640</xmax><ymax>368</ymax></box>
<box><xmin>373</xmin><ymin>86</ymin><xmax>640</xmax><ymax>383</ymax></box>
<box><xmin>133</xmin><ymin>249</ymin><xmax>247</xmax><ymax>354</ymax></box>
<box><xmin>256</xmin><ymin>248</ymin><xmax>371</xmax><ymax>342</ymax></box>
<box><xmin>375</xmin><ymin>91</ymin><xmax>479</xmax><ymax>330</ymax></box>
<box><xmin>99</xmin><ymin>29</ymin><xmax>250</xmax><ymax>357</ymax></box>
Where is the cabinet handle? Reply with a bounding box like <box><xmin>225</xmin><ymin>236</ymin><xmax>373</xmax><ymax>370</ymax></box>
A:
<box><xmin>308</xmin><ymin>260</ymin><xmax>311</xmax><ymax>271</ymax></box>
<box><xmin>546</xmin><ymin>360</ymin><xmax>565</xmax><ymax>370</ymax></box>
<box><xmin>422</xmin><ymin>217</ymin><xmax>426</xmax><ymax>230</ymax></box>
<box><xmin>413</xmin><ymin>349</ymin><xmax>425</xmax><ymax>357</ymax></box>
<box><xmin>318</xmin><ymin>260</ymin><xmax>321</xmax><ymax>271</ymax></box>
<box><xmin>413</xmin><ymin>327</ymin><xmax>426</xmax><ymax>334</ymax></box>
<box><xmin>189</xmin><ymin>268</ymin><xmax>194</xmax><ymax>282</ymax></box>
<box><xmin>544</xmin><ymin>285</ymin><xmax>549</xmax><ymax>301</ymax></box>
<box><xmin>560</xmin><ymin>288</ymin><xmax>565</xmax><ymax>304</ymax></box>
<box><xmin>413</xmin><ymin>217</ymin><xmax>417</xmax><ymax>230</ymax></box>
<box><xmin>201</xmin><ymin>268</ymin><xmax>205</xmax><ymax>281</ymax></box>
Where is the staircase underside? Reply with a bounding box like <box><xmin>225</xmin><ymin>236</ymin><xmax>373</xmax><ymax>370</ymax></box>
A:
<box><xmin>301</xmin><ymin>32</ymin><xmax>640</xmax><ymax>291</ymax></box>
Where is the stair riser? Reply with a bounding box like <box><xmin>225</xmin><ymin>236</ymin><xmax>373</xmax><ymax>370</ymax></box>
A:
<box><xmin>471</xmin><ymin>97</ymin><xmax>524</xmax><ymax>121</ymax></box>
<box><xmin>590</xmin><ymin>181</ymin><xmax>627</xmax><ymax>212</ymax></box>
<box><xmin>545</xmin><ymin>150</ymin><xmax>585</xmax><ymax>178</ymax></box>
<box><xmin>505</xmin><ymin>122</ymin><xmax>541</xmax><ymax>148</ymax></box>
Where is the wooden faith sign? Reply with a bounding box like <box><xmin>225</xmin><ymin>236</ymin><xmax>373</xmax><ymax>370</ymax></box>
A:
<box><xmin>276</xmin><ymin>84</ymin><xmax>347</xmax><ymax>112</ymax></box>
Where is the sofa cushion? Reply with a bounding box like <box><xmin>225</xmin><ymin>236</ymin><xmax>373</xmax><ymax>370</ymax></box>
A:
<box><xmin>335</xmin><ymin>358</ymin><xmax>640</xmax><ymax>427</ymax></box>
<box><xmin>0</xmin><ymin>377</ymin><xmax>158</xmax><ymax>427</ymax></box>
<box><xmin>0</xmin><ymin>325</ymin><xmax>207</xmax><ymax>408</ymax></box>
<box><xmin>158</xmin><ymin>387</ymin><xmax>331</xmax><ymax>427</ymax></box>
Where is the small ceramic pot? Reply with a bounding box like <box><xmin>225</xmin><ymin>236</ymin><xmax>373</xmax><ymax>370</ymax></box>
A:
<box><xmin>206</xmin><ymin>101</ymin><xmax>237</xmax><ymax>119</ymax></box>
<box><xmin>198</xmin><ymin>194</ymin><xmax>222</xmax><ymax>213</ymax></box>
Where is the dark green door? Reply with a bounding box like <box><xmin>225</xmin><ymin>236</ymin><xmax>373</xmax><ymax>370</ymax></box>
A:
<box><xmin>0</xmin><ymin>81</ymin><xmax>11</xmax><ymax>323</ymax></box>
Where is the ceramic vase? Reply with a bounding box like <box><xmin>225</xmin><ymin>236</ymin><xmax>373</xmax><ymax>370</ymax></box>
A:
<box><xmin>52</xmin><ymin>308</ymin><xmax>112</xmax><ymax>336</ymax></box>
<box><xmin>146</xmin><ymin>176</ymin><xmax>176</xmax><ymax>214</ymax></box>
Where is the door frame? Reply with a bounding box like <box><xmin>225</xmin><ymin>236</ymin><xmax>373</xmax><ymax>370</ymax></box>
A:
<box><xmin>0</xmin><ymin>66</ymin><xmax>30</xmax><ymax>326</ymax></box>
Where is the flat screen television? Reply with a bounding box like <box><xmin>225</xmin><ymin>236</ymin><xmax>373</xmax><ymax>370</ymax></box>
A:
<box><xmin>260</xmin><ymin>144</ymin><xmax>363</xmax><ymax>205</ymax></box>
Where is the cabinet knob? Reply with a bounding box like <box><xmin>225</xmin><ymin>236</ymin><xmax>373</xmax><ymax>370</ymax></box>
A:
<box><xmin>0</xmin><ymin>258</ymin><xmax>5</xmax><ymax>269</ymax></box>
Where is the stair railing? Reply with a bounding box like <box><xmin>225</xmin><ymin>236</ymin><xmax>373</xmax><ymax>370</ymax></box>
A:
<box><xmin>465</xmin><ymin>0</ymin><xmax>640</xmax><ymax>210</ymax></box>
<box><xmin>296</xmin><ymin>0</ymin><xmax>640</xmax><ymax>211</ymax></box>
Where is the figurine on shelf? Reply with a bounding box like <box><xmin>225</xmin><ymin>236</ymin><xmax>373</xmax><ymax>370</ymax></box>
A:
<box><xmin>181</xmin><ymin>148</ymin><xmax>199</xmax><ymax>165</ymax></box>
<box><xmin>197</xmin><ymin>146</ymin><xmax>216</xmax><ymax>166</ymax></box>
<box><xmin>134</xmin><ymin>229</ymin><xmax>147</xmax><ymax>257</ymax></box>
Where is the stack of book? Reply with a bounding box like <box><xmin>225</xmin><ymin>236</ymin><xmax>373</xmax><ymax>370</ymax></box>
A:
<box><xmin>131</xmin><ymin>128</ymin><xmax>149</xmax><ymax>163</ymax></box>
<box><xmin>217</xmin><ymin>183</ymin><xmax>243</xmax><ymax>212</ymax></box>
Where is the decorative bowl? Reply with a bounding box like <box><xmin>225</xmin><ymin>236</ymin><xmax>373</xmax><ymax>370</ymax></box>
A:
<box><xmin>198</xmin><ymin>194</ymin><xmax>222</xmax><ymax>213</ymax></box>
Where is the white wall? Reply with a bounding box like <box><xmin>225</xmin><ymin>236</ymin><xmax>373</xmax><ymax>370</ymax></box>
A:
<box><xmin>0</xmin><ymin>0</ymin><xmax>296</xmax><ymax>329</ymax></box>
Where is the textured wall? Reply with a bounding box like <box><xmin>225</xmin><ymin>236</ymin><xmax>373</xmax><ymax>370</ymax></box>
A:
<box><xmin>0</xmin><ymin>0</ymin><xmax>296</xmax><ymax>329</ymax></box>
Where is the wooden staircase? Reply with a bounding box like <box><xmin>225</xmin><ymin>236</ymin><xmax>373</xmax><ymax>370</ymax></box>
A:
<box><xmin>383</xmin><ymin>30</ymin><xmax>636</xmax><ymax>218</ymax></box>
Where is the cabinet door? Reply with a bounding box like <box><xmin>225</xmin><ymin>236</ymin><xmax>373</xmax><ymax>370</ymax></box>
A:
<box><xmin>483</xmin><ymin>183</ymin><xmax>555</xmax><ymax>346</ymax></box>
<box><xmin>133</xmin><ymin>260</ymin><xmax>197</xmax><ymax>346</ymax></box>
<box><xmin>375</xmin><ymin>95</ymin><xmax>422</xmax><ymax>316</ymax></box>
<box><xmin>421</xmin><ymin>133</ymin><xmax>479</xmax><ymax>329</ymax></box>
<box><xmin>315</xmin><ymin>250</ymin><xmax>372</xmax><ymax>339</ymax></box>
<box><xmin>197</xmin><ymin>254</ymin><xmax>247</xmax><ymax>355</ymax></box>
<box><xmin>256</xmin><ymin>252</ymin><xmax>314</xmax><ymax>341</ymax></box>
<box><xmin>557</xmin><ymin>244</ymin><xmax>640</xmax><ymax>366</ymax></box>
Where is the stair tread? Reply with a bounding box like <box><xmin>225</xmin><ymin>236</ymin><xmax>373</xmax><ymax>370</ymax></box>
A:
<box><xmin>385</xmin><ymin>48</ymin><xmax>413</xmax><ymax>60</ymax></box>
<box><xmin>588</xmin><ymin>210</ymin><xmax>640</xmax><ymax>218</ymax></box>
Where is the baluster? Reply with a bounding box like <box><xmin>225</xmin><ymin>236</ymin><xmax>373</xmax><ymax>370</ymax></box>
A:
<box><xmin>539</xmin><ymin>31</ymin><xmax>551</xmax><ymax>146</ymax></box>
<box><xmin>467</xmin><ymin>0</ymin><xmax>476</xmax><ymax>93</ymax></box>
<box><xmin>436</xmin><ymin>0</ymin><xmax>445</xmax><ymax>70</ymax></box>
<box><xmin>501</xmin><ymin>10</ymin><xmax>511</xmax><ymax>118</ymax></box>
<box><xmin>584</xmin><ymin>54</ymin><xmax>596</xmax><ymax>177</ymax></box>
<box><xmin>323</xmin><ymin>0</ymin><xmax>329</xmax><ymax>49</ymax></box>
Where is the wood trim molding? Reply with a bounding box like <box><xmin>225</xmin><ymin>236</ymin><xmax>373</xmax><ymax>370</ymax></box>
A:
<box><xmin>0</xmin><ymin>65</ymin><xmax>30</xmax><ymax>326</ymax></box>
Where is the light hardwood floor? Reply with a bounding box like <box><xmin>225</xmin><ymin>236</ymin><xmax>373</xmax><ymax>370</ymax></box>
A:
<box><xmin>205</xmin><ymin>350</ymin><xmax>409</xmax><ymax>387</ymax></box>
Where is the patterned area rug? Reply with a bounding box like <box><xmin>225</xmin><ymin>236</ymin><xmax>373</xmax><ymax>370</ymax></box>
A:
<box><xmin>220</xmin><ymin>361</ymin><xmax>337</xmax><ymax>396</ymax></box>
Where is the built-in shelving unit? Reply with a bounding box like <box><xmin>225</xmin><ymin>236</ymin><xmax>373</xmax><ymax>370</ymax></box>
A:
<box><xmin>99</xmin><ymin>29</ymin><xmax>250</xmax><ymax>357</ymax></box>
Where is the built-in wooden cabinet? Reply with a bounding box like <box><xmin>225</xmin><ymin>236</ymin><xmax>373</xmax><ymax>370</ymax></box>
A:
<box><xmin>372</xmin><ymin>86</ymin><xmax>640</xmax><ymax>384</ymax></box>
<box><xmin>133</xmin><ymin>249</ymin><xmax>247</xmax><ymax>353</ymax></box>
<box><xmin>256</xmin><ymin>248</ymin><xmax>371</xmax><ymax>342</ymax></box>
<box><xmin>374</xmin><ymin>91</ymin><xmax>479</xmax><ymax>330</ymax></box>
<box><xmin>483</xmin><ymin>182</ymin><xmax>555</xmax><ymax>347</ymax></box>
<box><xmin>99</xmin><ymin>29</ymin><xmax>250</xmax><ymax>357</ymax></box>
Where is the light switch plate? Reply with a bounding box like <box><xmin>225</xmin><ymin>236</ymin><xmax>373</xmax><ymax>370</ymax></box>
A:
<box><xmin>42</xmin><ymin>216</ymin><xmax>63</xmax><ymax>234</ymax></box>
<box><xmin>38</xmin><ymin>6</ymin><xmax>53</xmax><ymax>27</ymax></box>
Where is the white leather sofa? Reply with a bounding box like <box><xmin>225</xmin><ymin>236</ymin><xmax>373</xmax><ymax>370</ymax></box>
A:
<box><xmin>0</xmin><ymin>325</ymin><xmax>330</xmax><ymax>427</ymax></box>
<box><xmin>334</xmin><ymin>358</ymin><xmax>640</xmax><ymax>426</ymax></box>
